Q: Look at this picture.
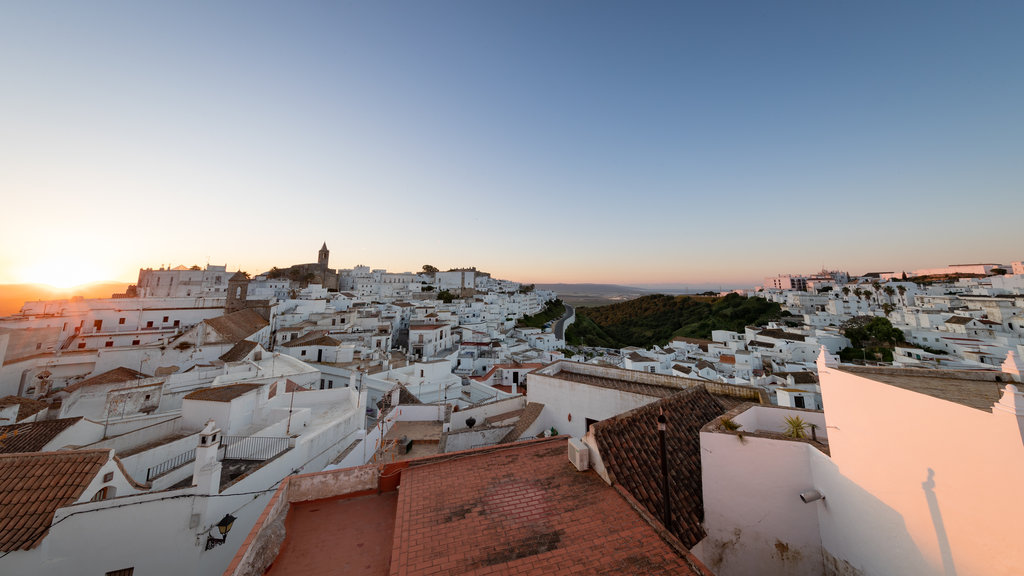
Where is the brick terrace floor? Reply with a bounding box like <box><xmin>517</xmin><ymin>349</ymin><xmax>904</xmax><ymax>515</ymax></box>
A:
<box><xmin>390</xmin><ymin>439</ymin><xmax>698</xmax><ymax>576</ymax></box>
<box><xmin>266</xmin><ymin>492</ymin><xmax>398</xmax><ymax>576</ymax></box>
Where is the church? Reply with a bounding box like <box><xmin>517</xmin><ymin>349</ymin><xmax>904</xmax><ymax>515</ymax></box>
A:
<box><xmin>263</xmin><ymin>243</ymin><xmax>340</xmax><ymax>290</ymax></box>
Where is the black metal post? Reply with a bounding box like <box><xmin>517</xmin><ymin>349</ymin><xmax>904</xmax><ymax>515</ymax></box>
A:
<box><xmin>658</xmin><ymin>410</ymin><xmax>670</xmax><ymax>529</ymax></box>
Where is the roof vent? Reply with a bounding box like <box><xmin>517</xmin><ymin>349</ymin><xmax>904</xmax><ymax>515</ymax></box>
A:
<box><xmin>568</xmin><ymin>437</ymin><xmax>590</xmax><ymax>471</ymax></box>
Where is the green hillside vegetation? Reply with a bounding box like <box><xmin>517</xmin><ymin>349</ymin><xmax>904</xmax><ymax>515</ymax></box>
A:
<box><xmin>517</xmin><ymin>299</ymin><xmax>566</xmax><ymax>329</ymax></box>
<box><xmin>565</xmin><ymin>293</ymin><xmax>784</xmax><ymax>349</ymax></box>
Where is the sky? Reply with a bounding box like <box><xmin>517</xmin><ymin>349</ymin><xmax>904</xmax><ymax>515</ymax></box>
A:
<box><xmin>1</xmin><ymin>1</ymin><xmax>1022</xmax><ymax>289</ymax></box>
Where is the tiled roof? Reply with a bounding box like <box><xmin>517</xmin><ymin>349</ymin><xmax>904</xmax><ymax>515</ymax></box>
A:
<box><xmin>0</xmin><ymin>418</ymin><xmax>84</xmax><ymax>454</ymax></box>
<box><xmin>592</xmin><ymin>386</ymin><xmax>728</xmax><ymax>548</ymax></box>
<box><xmin>376</xmin><ymin>384</ymin><xmax>422</xmax><ymax>413</ymax></box>
<box><xmin>281</xmin><ymin>332</ymin><xmax>340</xmax><ymax>348</ymax></box>
<box><xmin>543</xmin><ymin>370</ymin><xmax>681</xmax><ymax>398</ymax></box>
<box><xmin>499</xmin><ymin>402</ymin><xmax>545</xmax><ymax>443</ymax></box>
<box><xmin>628</xmin><ymin>352</ymin><xmax>654</xmax><ymax>362</ymax></box>
<box><xmin>204</xmin><ymin>309</ymin><xmax>269</xmax><ymax>342</ymax></box>
<box><xmin>673</xmin><ymin>364</ymin><xmax>693</xmax><ymax>374</ymax></box>
<box><xmin>776</xmin><ymin>371</ymin><xmax>818</xmax><ymax>384</ymax></box>
<box><xmin>0</xmin><ymin>449</ymin><xmax>109</xmax><ymax>551</ymax></box>
<box><xmin>183</xmin><ymin>383</ymin><xmax>261</xmax><ymax>403</ymax></box>
<box><xmin>944</xmin><ymin>316</ymin><xmax>974</xmax><ymax>325</ymax></box>
<box><xmin>839</xmin><ymin>366</ymin><xmax>1003</xmax><ymax>412</ymax></box>
<box><xmin>409</xmin><ymin>324</ymin><xmax>447</xmax><ymax>331</ymax></box>
<box><xmin>219</xmin><ymin>340</ymin><xmax>259</xmax><ymax>362</ymax></box>
<box><xmin>747</xmin><ymin>340</ymin><xmax>775</xmax><ymax>348</ymax></box>
<box><xmin>0</xmin><ymin>396</ymin><xmax>48</xmax><ymax>422</ymax></box>
<box><xmin>62</xmin><ymin>367</ymin><xmax>149</xmax><ymax>394</ymax></box>
<box><xmin>394</xmin><ymin>438</ymin><xmax>705</xmax><ymax>575</ymax></box>
<box><xmin>757</xmin><ymin>328</ymin><xmax>807</xmax><ymax>342</ymax></box>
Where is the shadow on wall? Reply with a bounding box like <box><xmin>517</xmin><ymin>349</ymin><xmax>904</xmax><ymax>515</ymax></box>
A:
<box><xmin>814</xmin><ymin>454</ymin><xmax>934</xmax><ymax>576</ymax></box>
<box><xmin>922</xmin><ymin>468</ymin><xmax>957</xmax><ymax>576</ymax></box>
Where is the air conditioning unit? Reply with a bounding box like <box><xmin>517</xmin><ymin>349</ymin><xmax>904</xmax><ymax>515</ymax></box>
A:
<box><xmin>567</xmin><ymin>437</ymin><xmax>590</xmax><ymax>471</ymax></box>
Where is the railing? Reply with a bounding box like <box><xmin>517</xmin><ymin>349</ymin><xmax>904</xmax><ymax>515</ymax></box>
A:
<box><xmin>146</xmin><ymin>448</ymin><xmax>196</xmax><ymax>482</ymax></box>
<box><xmin>143</xmin><ymin>436</ymin><xmax>291</xmax><ymax>482</ymax></box>
<box><xmin>219</xmin><ymin>436</ymin><xmax>290</xmax><ymax>461</ymax></box>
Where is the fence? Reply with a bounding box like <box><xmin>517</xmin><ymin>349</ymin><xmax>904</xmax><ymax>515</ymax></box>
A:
<box><xmin>144</xmin><ymin>436</ymin><xmax>290</xmax><ymax>482</ymax></box>
<box><xmin>219</xmin><ymin>436</ymin><xmax>291</xmax><ymax>461</ymax></box>
<box><xmin>146</xmin><ymin>448</ymin><xmax>196</xmax><ymax>482</ymax></box>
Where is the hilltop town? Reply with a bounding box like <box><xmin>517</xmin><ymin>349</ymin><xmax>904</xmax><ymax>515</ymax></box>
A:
<box><xmin>0</xmin><ymin>249</ymin><xmax>1021</xmax><ymax>576</ymax></box>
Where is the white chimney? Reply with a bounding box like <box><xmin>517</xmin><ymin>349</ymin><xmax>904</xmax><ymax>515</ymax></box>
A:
<box><xmin>192</xmin><ymin>420</ymin><xmax>223</xmax><ymax>495</ymax></box>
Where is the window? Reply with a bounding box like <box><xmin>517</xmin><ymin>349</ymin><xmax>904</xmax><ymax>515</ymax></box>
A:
<box><xmin>301</xmin><ymin>350</ymin><xmax>306</xmax><ymax>356</ymax></box>
<box><xmin>794</xmin><ymin>396</ymin><xmax>806</xmax><ymax>409</ymax></box>
<box><xmin>132</xmin><ymin>340</ymin><xmax>140</xmax><ymax>346</ymax></box>
<box><xmin>163</xmin><ymin>316</ymin><xmax>169</xmax><ymax>323</ymax></box>
<box><xmin>103</xmin><ymin>472</ymin><xmax>114</xmax><ymax>482</ymax></box>
<box><xmin>91</xmin><ymin>486</ymin><xmax>113</xmax><ymax>501</ymax></box>
<box><xmin>173</xmin><ymin>320</ymin><xmax>180</xmax><ymax>327</ymax></box>
<box><xmin>118</xmin><ymin>318</ymin><xmax>125</xmax><ymax>325</ymax></box>
<box><xmin>105</xmin><ymin>341</ymin><xmax>114</xmax><ymax>348</ymax></box>
<box><xmin>78</xmin><ymin>342</ymin><xmax>87</xmax><ymax>349</ymax></box>
<box><xmin>36</xmin><ymin>342</ymin><xmax>42</xmax><ymax>350</ymax></box>
<box><xmin>328</xmin><ymin>380</ymin><xmax>333</xmax><ymax>389</ymax></box>
<box><xmin>146</xmin><ymin>321</ymin><xmax>154</xmax><ymax>328</ymax></box>
<box><xmin>94</xmin><ymin>320</ymin><xmax>103</xmax><ymax>331</ymax></box>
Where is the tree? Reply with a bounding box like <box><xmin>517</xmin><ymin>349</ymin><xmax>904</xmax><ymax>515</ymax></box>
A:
<box><xmin>842</xmin><ymin>316</ymin><xmax>906</xmax><ymax>348</ymax></box>
<box><xmin>437</xmin><ymin>290</ymin><xmax>455</xmax><ymax>303</ymax></box>
<box><xmin>422</xmin><ymin>265</ymin><xmax>439</xmax><ymax>274</ymax></box>
<box><xmin>897</xmin><ymin>285</ymin><xmax>907</xmax><ymax>304</ymax></box>
<box><xmin>841</xmin><ymin>286</ymin><xmax>851</xmax><ymax>297</ymax></box>
<box><xmin>883</xmin><ymin>286</ymin><xmax>895</xmax><ymax>304</ymax></box>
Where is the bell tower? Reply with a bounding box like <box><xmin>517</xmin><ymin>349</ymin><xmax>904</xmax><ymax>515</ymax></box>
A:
<box><xmin>318</xmin><ymin>242</ymin><xmax>330</xmax><ymax>281</ymax></box>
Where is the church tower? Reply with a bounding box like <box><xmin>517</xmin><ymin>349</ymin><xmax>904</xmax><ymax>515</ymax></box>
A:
<box><xmin>318</xmin><ymin>243</ymin><xmax>329</xmax><ymax>268</ymax></box>
<box><xmin>318</xmin><ymin>242</ymin><xmax>330</xmax><ymax>281</ymax></box>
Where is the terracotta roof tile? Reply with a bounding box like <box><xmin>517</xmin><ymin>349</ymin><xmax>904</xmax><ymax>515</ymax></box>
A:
<box><xmin>62</xmin><ymin>367</ymin><xmax>149</xmax><ymax>394</ymax></box>
<box><xmin>0</xmin><ymin>450</ymin><xmax>109</xmax><ymax>551</ymax></box>
<box><xmin>183</xmin><ymin>383</ymin><xmax>261</xmax><ymax>403</ymax></box>
<box><xmin>0</xmin><ymin>397</ymin><xmax>48</xmax><ymax>422</ymax></box>
<box><xmin>592</xmin><ymin>386</ymin><xmax>729</xmax><ymax>548</ymax></box>
<box><xmin>499</xmin><ymin>402</ymin><xmax>545</xmax><ymax>443</ymax></box>
<box><xmin>219</xmin><ymin>340</ymin><xmax>259</xmax><ymax>362</ymax></box>
<box><xmin>0</xmin><ymin>418</ymin><xmax>84</xmax><ymax>454</ymax></box>
<box><xmin>203</xmin><ymin>309</ymin><xmax>269</xmax><ymax>343</ymax></box>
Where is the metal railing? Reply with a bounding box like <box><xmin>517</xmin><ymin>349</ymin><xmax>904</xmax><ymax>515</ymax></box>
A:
<box><xmin>146</xmin><ymin>448</ymin><xmax>196</xmax><ymax>482</ymax></box>
<box><xmin>143</xmin><ymin>436</ymin><xmax>291</xmax><ymax>482</ymax></box>
<box><xmin>219</xmin><ymin>436</ymin><xmax>290</xmax><ymax>461</ymax></box>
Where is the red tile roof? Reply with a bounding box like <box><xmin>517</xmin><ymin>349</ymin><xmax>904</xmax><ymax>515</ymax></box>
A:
<box><xmin>0</xmin><ymin>418</ymin><xmax>84</xmax><ymax>454</ymax></box>
<box><xmin>203</xmin><ymin>309</ymin><xmax>269</xmax><ymax>342</ymax></box>
<box><xmin>219</xmin><ymin>340</ymin><xmax>259</xmax><ymax>362</ymax></box>
<box><xmin>0</xmin><ymin>449</ymin><xmax>109</xmax><ymax>551</ymax></box>
<box><xmin>183</xmin><ymin>383</ymin><xmax>261</xmax><ymax>403</ymax></box>
<box><xmin>61</xmin><ymin>367</ymin><xmax>149</xmax><ymax>394</ymax></box>
<box><xmin>592</xmin><ymin>387</ymin><xmax>729</xmax><ymax>548</ymax></box>
<box><xmin>0</xmin><ymin>396</ymin><xmax>48</xmax><ymax>422</ymax></box>
<box><xmin>393</xmin><ymin>438</ymin><xmax>706</xmax><ymax>575</ymax></box>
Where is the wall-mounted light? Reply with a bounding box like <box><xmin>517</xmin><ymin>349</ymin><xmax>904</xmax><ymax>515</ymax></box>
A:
<box><xmin>204</xmin><ymin>514</ymin><xmax>237</xmax><ymax>550</ymax></box>
<box><xmin>799</xmin><ymin>490</ymin><xmax>825</xmax><ymax>503</ymax></box>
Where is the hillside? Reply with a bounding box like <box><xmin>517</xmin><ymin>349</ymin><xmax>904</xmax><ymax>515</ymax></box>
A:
<box><xmin>534</xmin><ymin>283</ymin><xmax>651</xmax><ymax>307</ymax></box>
<box><xmin>565</xmin><ymin>293</ymin><xmax>784</xmax><ymax>349</ymax></box>
<box><xmin>0</xmin><ymin>282</ymin><xmax>130</xmax><ymax>316</ymax></box>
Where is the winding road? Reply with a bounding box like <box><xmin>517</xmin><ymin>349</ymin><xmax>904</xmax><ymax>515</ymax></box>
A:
<box><xmin>553</xmin><ymin>304</ymin><xmax>575</xmax><ymax>340</ymax></box>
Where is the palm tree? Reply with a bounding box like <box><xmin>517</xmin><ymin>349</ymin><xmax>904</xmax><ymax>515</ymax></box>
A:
<box><xmin>883</xmin><ymin>286</ymin><xmax>896</xmax><ymax>305</ymax></box>
<box><xmin>842</xmin><ymin>286</ymin><xmax>851</xmax><ymax>298</ymax></box>
<box><xmin>897</xmin><ymin>285</ymin><xmax>907</xmax><ymax>305</ymax></box>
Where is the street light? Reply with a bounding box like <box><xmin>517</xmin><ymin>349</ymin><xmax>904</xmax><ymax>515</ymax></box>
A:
<box><xmin>205</xmin><ymin>514</ymin><xmax>237</xmax><ymax>550</ymax></box>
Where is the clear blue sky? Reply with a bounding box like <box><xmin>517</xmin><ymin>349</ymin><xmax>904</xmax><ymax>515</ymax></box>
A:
<box><xmin>2</xmin><ymin>1</ymin><xmax>1022</xmax><ymax>287</ymax></box>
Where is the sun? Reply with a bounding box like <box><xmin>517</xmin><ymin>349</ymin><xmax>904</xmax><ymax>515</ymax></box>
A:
<box><xmin>18</xmin><ymin>261</ymin><xmax>110</xmax><ymax>290</ymax></box>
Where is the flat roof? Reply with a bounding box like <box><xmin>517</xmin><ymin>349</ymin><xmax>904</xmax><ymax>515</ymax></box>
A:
<box><xmin>839</xmin><ymin>366</ymin><xmax>1004</xmax><ymax>412</ymax></box>
<box><xmin>263</xmin><ymin>438</ymin><xmax>706</xmax><ymax>575</ymax></box>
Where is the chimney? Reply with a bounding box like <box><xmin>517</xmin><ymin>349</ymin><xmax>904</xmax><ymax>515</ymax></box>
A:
<box><xmin>192</xmin><ymin>420</ymin><xmax>223</xmax><ymax>495</ymax></box>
